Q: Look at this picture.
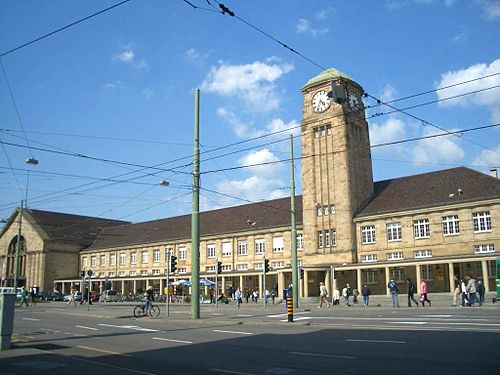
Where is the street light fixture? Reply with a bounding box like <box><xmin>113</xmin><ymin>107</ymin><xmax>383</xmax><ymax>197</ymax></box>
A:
<box><xmin>159</xmin><ymin>179</ymin><xmax>169</xmax><ymax>186</ymax></box>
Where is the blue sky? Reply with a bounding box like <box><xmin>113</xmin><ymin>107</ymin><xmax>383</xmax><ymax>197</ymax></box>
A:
<box><xmin>1</xmin><ymin>0</ymin><xmax>499</xmax><ymax>224</ymax></box>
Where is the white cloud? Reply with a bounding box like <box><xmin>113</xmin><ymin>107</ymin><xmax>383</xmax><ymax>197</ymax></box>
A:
<box><xmin>238</xmin><ymin>149</ymin><xmax>281</xmax><ymax>176</ymax></box>
<box><xmin>411</xmin><ymin>128</ymin><xmax>465</xmax><ymax>164</ymax></box>
<box><xmin>451</xmin><ymin>32</ymin><xmax>468</xmax><ymax>43</ymax></box>
<box><xmin>202</xmin><ymin>59</ymin><xmax>294</xmax><ymax>113</ymax></box>
<box><xmin>296</xmin><ymin>18</ymin><xmax>328</xmax><ymax>36</ymax></box>
<box><xmin>183</xmin><ymin>48</ymin><xmax>209</xmax><ymax>62</ymax></box>
<box><xmin>115</xmin><ymin>50</ymin><xmax>134</xmax><ymax>63</ymax></box>
<box><xmin>380</xmin><ymin>84</ymin><xmax>398</xmax><ymax>102</ymax></box>
<box><xmin>113</xmin><ymin>45</ymin><xmax>148</xmax><ymax>70</ymax></box>
<box><xmin>369</xmin><ymin>118</ymin><xmax>407</xmax><ymax>146</ymax></box>
<box><xmin>436</xmin><ymin>59</ymin><xmax>500</xmax><ymax>122</ymax></box>
<box><xmin>217</xmin><ymin>175</ymin><xmax>286</xmax><ymax>204</ymax></box>
<box><xmin>472</xmin><ymin>143</ymin><xmax>500</xmax><ymax>168</ymax></box>
<box><xmin>477</xmin><ymin>0</ymin><xmax>500</xmax><ymax>20</ymax></box>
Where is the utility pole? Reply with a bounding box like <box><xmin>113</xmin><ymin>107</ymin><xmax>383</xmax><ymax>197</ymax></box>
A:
<box><xmin>13</xmin><ymin>200</ymin><xmax>24</xmax><ymax>288</ymax></box>
<box><xmin>290</xmin><ymin>135</ymin><xmax>299</xmax><ymax>307</ymax></box>
<box><xmin>191</xmin><ymin>89</ymin><xmax>200</xmax><ymax>320</ymax></box>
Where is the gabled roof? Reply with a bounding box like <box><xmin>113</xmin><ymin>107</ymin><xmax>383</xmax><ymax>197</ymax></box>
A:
<box><xmin>25</xmin><ymin>209</ymin><xmax>129</xmax><ymax>247</ymax></box>
<box><xmin>86</xmin><ymin>196</ymin><xmax>303</xmax><ymax>250</ymax></box>
<box><xmin>357</xmin><ymin>167</ymin><xmax>500</xmax><ymax>217</ymax></box>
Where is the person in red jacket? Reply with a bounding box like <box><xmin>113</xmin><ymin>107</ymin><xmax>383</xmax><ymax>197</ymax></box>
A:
<box><xmin>419</xmin><ymin>280</ymin><xmax>431</xmax><ymax>307</ymax></box>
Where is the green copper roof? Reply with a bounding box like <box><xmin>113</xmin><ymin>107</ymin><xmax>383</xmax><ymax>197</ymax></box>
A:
<box><xmin>301</xmin><ymin>68</ymin><xmax>354</xmax><ymax>90</ymax></box>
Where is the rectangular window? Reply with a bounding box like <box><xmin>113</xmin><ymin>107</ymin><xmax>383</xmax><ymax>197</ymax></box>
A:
<box><xmin>178</xmin><ymin>268</ymin><xmax>187</xmax><ymax>274</ymax></box>
<box><xmin>330</xmin><ymin>230</ymin><xmax>337</xmax><ymax>247</ymax></box>
<box><xmin>236</xmin><ymin>264</ymin><xmax>248</xmax><ymax>271</ymax></box>
<box><xmin>140</xmin><ymin>270</ymin><xmax>148</xmax><ymax>276</ymax></box>
<box><xmin>255</xmin><ymin>239</ymin><xmax>265</xmax><ymax>255</ymax></box>
<box><xmin>272</xmin><ymin>237</ymin><xmax>284</xmax><ymax>252</ymax></box>
<box><xmin>130</xmin><ymin>253</ymin><xmax>137</xmax><ymax>265</ymax></box>
<box><xmin>118</xmin><ymin>271</ymin><xmax>125</xmax><ymax>277</ymax></box>
<box><xmin>129</xmin><ymin>270</ymin><xmax>137</xmax><ymax>276</ymax></box>
<box><xmin>361</xmin><ymin>225</ymin><xmax>376</xmax><ymax>244</ymax></box>
<box><xmin>421</xmin><ymin>265</ymin><xmax>433</xmax><ymax>280</ymax></box>
<box><xmin>110</xmin><ymin>254</ymin><xmax>116</xmax><ymax>266</ymax></box>
<box><xmin>414</xmin><ymin>249</ymin><xmax>432</xmax><ymax>258</ymax></box>
<box><xmin>317</xmin><ymin>231</ymin><xmax>324</xmax><ymax>248</ymax></box>
<box><xmin>297</xmin><ymin>234</ymin><xmax>304</xmax><ymax>250</ymax></box>
<box><xmin>387</xmin><ymin>252</ymin><xmax>404</xmax><ymax>261</ymax></box>
<box><xmin>474</xmin><ymin>244</ymin><xmax>495</xmax><ymax>254</ymax></box>
<box><xmin>91</xmin><ymin>256</ymin><xmax>96</xmax><ymax>267</ymax></box>
<box><xmin>362</xmin><ymin>270</ymin><xmax>378</xmax><ymax>284</ymax></box>
<box><xmin>238</xmin><ymin>241</ymin><xmax>248</xmax><ymax>256</ymax></box>
<box><xmin>360</xmin><ymin>254</ymin><xmax>377</xmax><ymax>263</ymax></box>
<box><xmin>254</xmin><ymin>262</ymin><xmax>263</xmax><ymax>270</ymax></box>
<box><xmin>222</xmin><ymin>242</ymin><xmax>232</xmax><ymax>257</ymax></box>
<box><xmin>271</xmin><ymin>261</ymin><xmax>285</xmax><ymax>269</ymax></box>
<box><xmin>82</xmin><ymin>257</ymin><xmax>88</xmax><ymax>268</ymax></box>
<box><xmin>141</xmin><ymin>250</ymin><xmax>148</xmax><ymax>264</ymax></box>
<box><xmin>473</xmin><ymin>211</ymin><xmax>492</xmax><ymax>232</ymax></box>
<box><xmin>387</xmin><ymin>222</ymin><xmax>402</xmax><ymax>242</ymax></box>
<box><xmin>442</xmin><ymin>215</ymin><xmax>460</xmax><ymax>235</ymax></box>
<box><xmin>152</xmin><ymin>269</ymin><xmax>161</xmax><ymax>275</ymax></box>
<box><xmin>221</xmin><ymin>265</ymin><xmax>232</xmax><ymax>272</ymax></box>
<box><xmin>153</xmin><ymin>249</ymin><xmax>161</xmax><ymax>263</ymax></box>
<box><xmin>99</xmin><ymin>255</ymin><xmax>106</xmax><ymax>266</ymax></box>
<box><xmin>413</xmin><ymin>219</ymin><xmax>430</xmax><ymax>239</ymax></box>
<box><xmin>390</xmin><ymin>268</ymin><xmax>405</xmax><ymax>282</ymax></box>
<box><xmin>165</xmin><ymin>248</ymin><xmax>174</xmax><ymax>259</ymax></box>
<box><xmin>207</xmin><ymin>244</ymin><xmax>216</xmax><ymax>259</ymax></box>
<box><xmin>325</xmin><ymin>230</ymin><xmax>330</xmax><ymax>247</ymax></box>
<box><xmin>179</xmin><ymin>247</ymin><xmax>187</xmax><ymax>260</ymax></box>
<box><xmin>206</xmin><ymin>265</ymin><xmax>216</xmax><ymax>273</ymax></box>
<box><xmin>119</xmin><ymin>253</ymin><xmax>126</xmax><ymax>266</ymax></box>
<box><xmin>109</xmin><ymin>271</ymin><xmax>115</xmax><ymax>278</ymax></box>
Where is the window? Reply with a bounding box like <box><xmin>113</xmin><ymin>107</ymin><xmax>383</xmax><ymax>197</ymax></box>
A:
<box><xmin>118</xmin><ymin>271</ymin><xmax>125</xmax><ymax>277</ymax></box>
<box><xmin>152</xmin><ymin>269</ymin><xmax>161</xmax><ymax>275</ymax></box>
<box><xmin>317</xmin><ymin>204</ymin><xmax>336</xmax><ymax>216</ymax></box>
<box><xmin>254</xmin><ymin>262</ymin><xmax>263</xmax><ymax>270</ymax></box>
<box><xmin>110</xmin><ymin>254</ymin><xmax>116</xmax><ymax>266</ymax></box>
<box><xmin>221</xmin><ymin>264</ymin><xmax>232</xmax><ymax>272</ymax></box>
<box><xmin>387</xmin><ymin>252</ymin><xmax>404</xmax><ymax>261</ymax></box>
<box><xmin>314</xmin><ymin>124</ymin><xmax>331</xmax><ymax>138</ymax></box>
<box><xmin>330</xmin><ymin>230</ymin><xmax>337</xmax><ymax>247</ymax></box>
<box><xmin>237</xmin><ymin>264</ymin><xmax>248</xmax><ymax>271</ymax></box>
<box><xmin>141</xmin><ymin>250</ymin><xmax>148</xmax><ymax>264</ymax></box>
<box><xmin>165</xmin><ymin>248</ymin><xmax>174</xmax><ymax>259</ymax></box>
<box><xmin>387</xmin><ymin>222</ymin><xmax>402</xmax><ymax>242</ymax></box>
<box><xmin>361</xmin><ymin>225</ymin><xmax>376</xmax><ymax>244</ymax></box>
<box><xmin>153</xmin><ymin>249</ymin><xmax>161</xmax><ymax>263</ymax></box>
<box><xmin>98</xmin><ymin>272</ymin><xmax>104</xmax><ymax>277</ymax></box>
<box><xmin>206</xmin><ymin>265</ymin><xmax>216</xmax><ymax>273</ymax></box>
<box><xmin>321</xmin><ymin>229</ymin><xmax>337</xmax><ymax>247</ymax></box>
<box><xmin>413</xmin><ymin>219</ymin><xmax>430</xmax><ymax>239</ymax></box>
<box><xmin>474</xmin><ymin>244</ymin><xmax>495</xmax><ymax>254</ymax></box>
<box><xmin>271</xmin><ymin>261</ymin><xmax>284</xmax><ymax>269</ymax></box>
<box><xmin>119</xmin><ymin>253</ymin><xmax>126</xmax><ymax>266</ymax></box>
<box><xmin>473</xmin><ymin>211</ymin><xmax>492</xmax><ymax>232</ymax></box>
<box><xmin>421</xmin><ymin>265</ymin><xmax>433</xmax><ymax>280</ymax></box>
<box><xmin>130</xmin><ymin>252</ymin><xmax>137</xmax><ymax>265</ymax></box>
<box><xmin>82</xmin><ymin>257</ymin><xmax>88</xmax><ymax>268</ymax></box>
<box><xmin>99</xmin><ymin>255</ymin><xmax>106</xmax><ymax>266</ymax></box>
<box><xmin>255</xmin><ymin>239</ymin><xmax>265</xmax><ymax>255</ymax></box>
<box><xmin>222</xmin><ymin>242</ymin><xmax>232</xmax><ymax>257</ymax></box>
<box><xmin>362</xmin><ymin>270</ymin><xmax>378</xmax><ymax>284</ymax></box>
<box><xmin>442</xmin><ymin>215</ymin><xmax>460</xmax><ymax>235</ymax></box>
<box><xmin>317</xmin><ymin>231</ymin><xmax>324</xmax><ymax>248</ymax></box>
<box><xmin>238</xmin><ymin>241</ymin><xmax>248</xmax><ymax>256</ymax></box>
<box><xmin>129</xmin><ymin>270</ymin><xmax>137</xmax><ymax>276</ymax></box>
<box><xmin>179</xmin><ymin>247</ymin><xmax>187</xmax><ymax>260</ymax></box>
<box><xmin>297</xmin><ymin>234</ymin><xmax>304</xmax><ymax>250</ymax></box>
<box><xmin>272</xmin><ymin>237</ymin><xmax>284</xmax><ymax>252</ymax></box>
<box><xmin>414</xmin><ymin>249</ymin><xmax>432</xmax><ymax>258</ymax></box>
<box><xmin>91</xmin><ymin>256</ymin><xmax>96</xmax><ymax>267</ymax></box>
<box><xmin>207</xmin><ymin>244</ymin><xmax>216</xmax><ymax>259</ymax></box>
<box><xmin>390</xmin><ymin>268</ymin><xmax>405</xmax><ymax>282</ymax></box>
<box><xmin>325</xmin><ymin>230</ymin><xmax>330</xmax><ymax>247</ymax></box>
<box><xmin>140</xmin><ymin>270</ymin><xmax>148</xmax><ymax>276</ymax></box>
<box><xmin>108</xmin><ymin>271</ymin><xmax>115</xmax><ymax>278</ymax></box>
<box><xmin>178</xmin><ymin>268</ymin><xmax>187</xmax><ymax>274</ymax></box>
<box><xmin>360</xmin><ymin>254</ymin><xmax>377</xmax><ymax>263</ymax></box>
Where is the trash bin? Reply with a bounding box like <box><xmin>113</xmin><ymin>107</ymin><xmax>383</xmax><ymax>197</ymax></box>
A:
<box><xmin>0</xmin><ymin>293</ymin><xmax>16</xmax><ymax>350</ymax></box>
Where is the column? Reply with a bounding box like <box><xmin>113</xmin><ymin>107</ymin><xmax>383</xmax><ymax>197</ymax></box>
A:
<box><xmin>303</xmin><ymin>270</ymin><xmax>309</xmax><ymax>298</ymax></box>
<box><xmin>416</xmin><ymin>264</ymin><xmax>421</xmax><ymax>292</ymax></box>
<box><xmin>278</xmin><ymin>271</ymin><xmax>285</xmax><ymax>297</ymax></box>
<box><xmin>325</xmin><ymin>269</ymin><xmax>331</xmax><ymax>294</ymax></box>
<box><xmin>133</xmin><ymin>280</ymin><xmax>137</xmax><ymax>294</ymax></box>
<box><xmin>258</xmin><ymin>273</ymin><xmax>263</xmax><ymax>297</ymax></box>
<box><xmin>481</xmin><ymin>260</ymin><xmax>490</xmax><ymax>292</ymax></box>
<box><xmin>356</xmin><ymin>269</ymin><xmax>362</xmax><ymax>291</ymax></box>
<box><xmin>448</xmin><ymin>262</ymin><xmax>456</xmax><ymax>293</ymax></box>
<box><xmin>160</xmin><ymin>278</ymin><xmax>164</xmax><ymax>295</ymax></box>
<box><xmin>239</xmin><ymin>275</ymin><xmax>243</xmax><ymax>289</ymax></box>
<box><xmin>221</xmin><ymin>276</ymin><xmax>225</xmax><ymax>296</ymax></box>
<box><xmin>385</xmin><ymin>266</ymin><xmax>391</xmax><ymax>296</ymax></box>
<box><xmin>121</xmin><ymin>280</ymin><xmax>125</xmax><ymax>294</ymax></box>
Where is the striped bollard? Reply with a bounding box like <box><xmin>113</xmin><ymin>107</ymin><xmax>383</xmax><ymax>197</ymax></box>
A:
<box><xmin>287</xmin><ymin>296</ymin><xmax>293</xmax><ymax>322</ymax></box>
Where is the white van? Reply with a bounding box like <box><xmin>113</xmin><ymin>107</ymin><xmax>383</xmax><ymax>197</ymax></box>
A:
<box><xmin>0</xmin><ymin>287</ymin><xmax>22</xmax><ymax>296</ymax></box>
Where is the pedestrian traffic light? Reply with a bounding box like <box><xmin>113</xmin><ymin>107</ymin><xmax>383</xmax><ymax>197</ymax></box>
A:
<box><xmin>81</xmin><ymin>270</ymin><xmax>85</xmax><ymax>278</ymax></box>
<box><xmin>264</xmin><ymin>258</ymin><xmax>270</xmax><ymax>273</ymax></box>
<box><xmin>170</xmin><ymin>255</ymin><xmax>177</xmax><ymax>273</ymax></box>
<box><xmin>217</xmin><ymin>261</ymin><xmax>222</xmax><ymax>274</ymax></box>
<box><xmin>300</xmin><ymin>267</ymin><xmax>304</xmax><ymax>279</ymax></box>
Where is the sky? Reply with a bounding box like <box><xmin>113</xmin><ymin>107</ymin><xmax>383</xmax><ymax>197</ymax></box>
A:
<box><xmin>0</xmin><ymin>0</ymin><xmax>499</xmax><ymax>225</ymax></box>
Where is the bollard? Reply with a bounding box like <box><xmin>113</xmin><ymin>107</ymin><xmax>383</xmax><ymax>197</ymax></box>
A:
<box><xmin>0</xmin><ymin>293</ymin><xmax>16</xmax><ymax>350</ymax></box>
<box><xmin>287</xmin><ymin>296</ymin><xmax>293</xmax><ymax>322</ymax></box>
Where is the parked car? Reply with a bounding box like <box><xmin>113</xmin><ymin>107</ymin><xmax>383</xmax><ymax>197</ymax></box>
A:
<box><xmin>36</xmin><ymin>291</ymin><xmax>52</xmax><ymax>300</ymax></box>
<box><xmin>63</xmin><ymin>291</ymin><xmax>82</xmax><ymax>302</ymax></box>
<box><xmin>101</xmin><ymin>290</ymin><xmax>118</xmax><ymax>302</ymax></box>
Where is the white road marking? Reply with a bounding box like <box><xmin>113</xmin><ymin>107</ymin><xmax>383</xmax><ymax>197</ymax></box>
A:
<box><xmin>22</xmin><ymin>318</ymin><xmax>40</xmax><ymax>321</ymax></box>
<box><xmin>347</xmin><ymin>339</ymin><xmax>406</xmax><ymax>344</ymax></box>
<box><xmin>236</xmin><ymin>314</ymin><xmax>253</xmax><ymax>317</ymax></box>
<box><xmin>388</xmin><ymin>321</ymin><xmax>426</xmax><ymax>325</ymax></box>
<box><xmin>152</xmin><ymin>337</ymin><xmax>193</xmax><ymax>344</ymax></box>
<box><xmin>98</xmin><ymin>323</ymin><xmax>158</xmax><ymax>332</ymax></box>
<box><xmin>290</xmin><ymin>351</ymin><xmax>355</xmax><ymax>360</ymax></box>
<box><xmin>76</xmin><ymin>325</ymin><xmax>99</xmax><ymax>331</ymax></box>
<box><xmin>213</xmin><ymin>329</ymin><xmax>253</xmax><ymax>335</ymax></box>
<box><xmin>267</xmin><ymin>311</ymin><xmax>310</xmax><ymax>318</ymax></box>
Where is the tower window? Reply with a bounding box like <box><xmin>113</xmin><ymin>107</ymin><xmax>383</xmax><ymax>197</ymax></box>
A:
<box><xmin>313</xmin><ymin>125</ymin><xmax>331</xmax><ymax>138</ymax></box>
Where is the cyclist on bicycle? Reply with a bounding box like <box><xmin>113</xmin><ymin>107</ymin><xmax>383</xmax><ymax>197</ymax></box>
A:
<box><xmin>144</xmin><ymin>286</ymin><xmax>154</xmax><ymax>311</ymax></box>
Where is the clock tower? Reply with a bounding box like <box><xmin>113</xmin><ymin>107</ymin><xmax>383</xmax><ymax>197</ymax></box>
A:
<box><xmin>300</xmin><ymin>68</ymin><xmax>374</xmax><ymax>264</ymax></box>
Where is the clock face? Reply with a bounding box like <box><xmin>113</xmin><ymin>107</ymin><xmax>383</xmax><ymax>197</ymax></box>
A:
<box><xmin>312</xmin><ymin>90</ymin><xmax>331</xmax><ymax>113</ymax></box>
<box><xmin>348</xmin><ymin>93</ymin><xmax>361</xmax><ymax>112</ymax></box>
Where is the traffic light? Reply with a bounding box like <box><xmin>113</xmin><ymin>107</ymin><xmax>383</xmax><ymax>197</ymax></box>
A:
<box><xmin>170</xmin><ymin>255</ymin><xmax>177</xmax><ymax>273</ymax></box>
<box><xmin>216</xmin><ymin>261</ymin><xmax>222</xmax><ymax>274</ymax></box>
<box><xmin>81</xmin><ymin>270</ymin><xmax>85</xmax><ymax>278</ymax></box>
<box><xmin>264</xmin><ymin>258</ymin><xmax>270</xmax><ymax>273</ymax></box>
<box><xmin>300</xmin><ymin>267</ymin><xmax>304</xmax><ymax>279</ymax></box>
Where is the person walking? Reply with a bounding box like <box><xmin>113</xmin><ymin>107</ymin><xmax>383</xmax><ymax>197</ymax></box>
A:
<box><xmin>477</xmin><ymin>280</ymin><xmax>485</xmax><ymax>306</ymax></box>
<box><xmin>453</xmin><ymin>283</ymin><xmax>461</xmax><ymax>306</ymax></box>
<box><xmin>419</xmin><ymin>280</ymin><xmax>431</xmax><ymax>307</ymax></box>
<box><xmin>235</xmin><ymin>287</ymin><xmax>242</xmax><ymax>309</ymax></box>
<box><xmin>466</xmin><ymin>276</ymin><xmax>478</xmax><ymax>306</ymax></box>
<box><xmin>406</xmin><ymin>279</ymin><xmax>419</xmax><ymax>307</ymax></box>
<box><xmin>387</xmin><ymin>279</ymin><xmax>400</xmax><ymax>308</ymax></box>
<box><xmin>19</xmin><ymin>286</ymin><xmax>29</xmax><ymax>307</ymax></box>
<box><xmin>29</xmin><ymin>286</ymin><xmax>37</xmax><ymax>306</ymax></box>
<box><xmin>460</xmin><ymin>279</ymin><xmax>468</xmax><ymax>307</ymax></box>
<box><xmin>332</xmin><ymin>288</ymin><xmax>340</xmax><ymax>306</ymax></box>
<box><xmin>361</xmin><ymin>284</ymin><xmax>371</xmax><ymax>307</ymax></box>
<box><xmin>66</xmin><ymin>286</ymin><xmax>77</xmax><ymax>307</ymax></box>
<box><xmin>342</xmin><ymin>283</ymin><xmax>351</xmax><ymax>307</ymax></box>
<box><xmin>317</xmin><ymin>282</ymin><xmax>330</xmax><ymax>308</ymax></box>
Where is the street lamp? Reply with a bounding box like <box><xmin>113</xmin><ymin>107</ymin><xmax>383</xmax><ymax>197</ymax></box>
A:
<box><xmin>24</xmin><ymin>157</ymin><xmax>38</xmax><ymax>208</ymax></box>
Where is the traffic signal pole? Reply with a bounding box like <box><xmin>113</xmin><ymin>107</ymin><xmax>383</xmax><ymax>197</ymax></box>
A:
<box><xmin>191</xmin><ymin>89</ymin><xmax>200</xmax><ymax>320</ymax></box>
<box><xmin>290</xmin><ymin>134</ymin><xmax>299</xmax><ymax>308</ymax></box>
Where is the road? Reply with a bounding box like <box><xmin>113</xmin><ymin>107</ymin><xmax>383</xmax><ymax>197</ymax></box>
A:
<box><xmin>1</xmin><ymin>300</ymin><xmax>499</xmax><ymax>374</ymax></box>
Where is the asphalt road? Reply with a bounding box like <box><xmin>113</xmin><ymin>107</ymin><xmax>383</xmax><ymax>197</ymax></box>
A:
<box><xmin>1</xmin><ymin>300</ymin><xmax>499</xmax><ymax>374</ymax></box>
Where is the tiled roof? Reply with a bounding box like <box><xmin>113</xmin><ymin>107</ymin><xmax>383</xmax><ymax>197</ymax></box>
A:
<box><xmin>86</xmin><ymin>196</ymin><xmax>303</xmax><ymax>250</ymax></box>
<box><xmin>26</xmin><ymin>209</ymin><xmax>129</xmax><ymax>247</ymax></box>
<box><xmin>357</xmin><ymin>167</ymin><xmax>500</xmax><ymax>217</ymax></box>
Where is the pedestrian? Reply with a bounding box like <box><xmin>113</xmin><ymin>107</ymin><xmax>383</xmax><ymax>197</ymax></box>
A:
<box><xmin>252</xmin><ymin>290</ymin><xmax>259</xmax><ymax>303</ymax></box>
<box><xmin>477</xmin><ymin>280</ymin><xmax>485</xmax><ymax>306</ymax></box>
<box><xmin>80</xmin><ymin>287</ymin><xmax>92</xmax><ymax>305</ymax></box>
<box><xmin>352</xmin><ymin>289</ymin><xmax>359</xmax><ymax>304</ymax></box>
<box><xmin>244</xmin><ymin>289</ymin><xmax>250</xmax><ymax>303</ymax></box>
<box><xmin>466</xmin><ymin>275</ymin><xmax>478</xmax><ymax>306</ymax></box>
<box><xmin>419</xmin><ymin>280</ymin><xmax>431</xmax><ymax>307</ymax></box>
<box><xmin>361</xmin><ymin>284</ymin><xmax>371</xmax><ymax>307</ymax></box>
<box><xmin>342</xmin><ymin>283</ymin><xmax>351</xmax><ymax>307</ymax></box>
<box><xmin>66</xmin><ymin>286</ymin><xmax>77</xmax><ymax>307</ymax></box>
<box><xmin>406</xmin><ymin>279</ymin><xmax>419</xmax><ymax>307</ymax></box>
<box><xmin>19</xmin><ymin>286</ymin><xmax>29</xmax><ymax>307</ymax></box>
<box><xmin>453</xmin><ymin>283</ymin><xmax>461</xmax><ymax>306</ymax></box>
<box><xmin>332</xmin><ymin>288</ymin><xmax>340</xmax><ymax>306</ymax></box>
<box><xmin>29</xmin><ymin>286</ymin><xmax>37</xmax><ymax>306</ymax></box>
<box><xmin>271</xmin><ymin>290</ymin><xmax>276</xmax><ymax>304</ymax></box>
<box><xmin>387</xmin><ymin>279</ymin><xmax>400</xmax><ymax>308</ymax></box>
<box><xmin>235</xmin><ymin>287</ymin><xmax>242</xmax><ymax>309</ymax></box>
<box><xmin>265</xmin><ymin>289</ymin><xmax>270</xmax><ymax>304</ymax></box>
<box><xmin>317</xmin><ymin>282</ymin><xmax>330</xmax><ymax>308</ymax></box>
<box><xmin>460</xmin><ymin>279</ymin><xmax>468</xmax><ymax>307</ymax></box>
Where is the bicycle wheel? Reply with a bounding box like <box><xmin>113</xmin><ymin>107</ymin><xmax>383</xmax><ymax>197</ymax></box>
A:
<box><xmin>133</xmin><ymin>305</ymin><xmax>145</xmax><ymax>318</ymax></box>
<box><xmin>148</xmin><ymin>305</ymin><xmax>160</xmax><ymax>318</ymax></box>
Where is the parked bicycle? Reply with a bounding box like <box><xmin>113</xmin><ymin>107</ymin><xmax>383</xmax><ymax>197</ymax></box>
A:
<box><xmin>133</xmin><ymin>300</ymin><xmax>160</xmax><ymax>318</ymax></box>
